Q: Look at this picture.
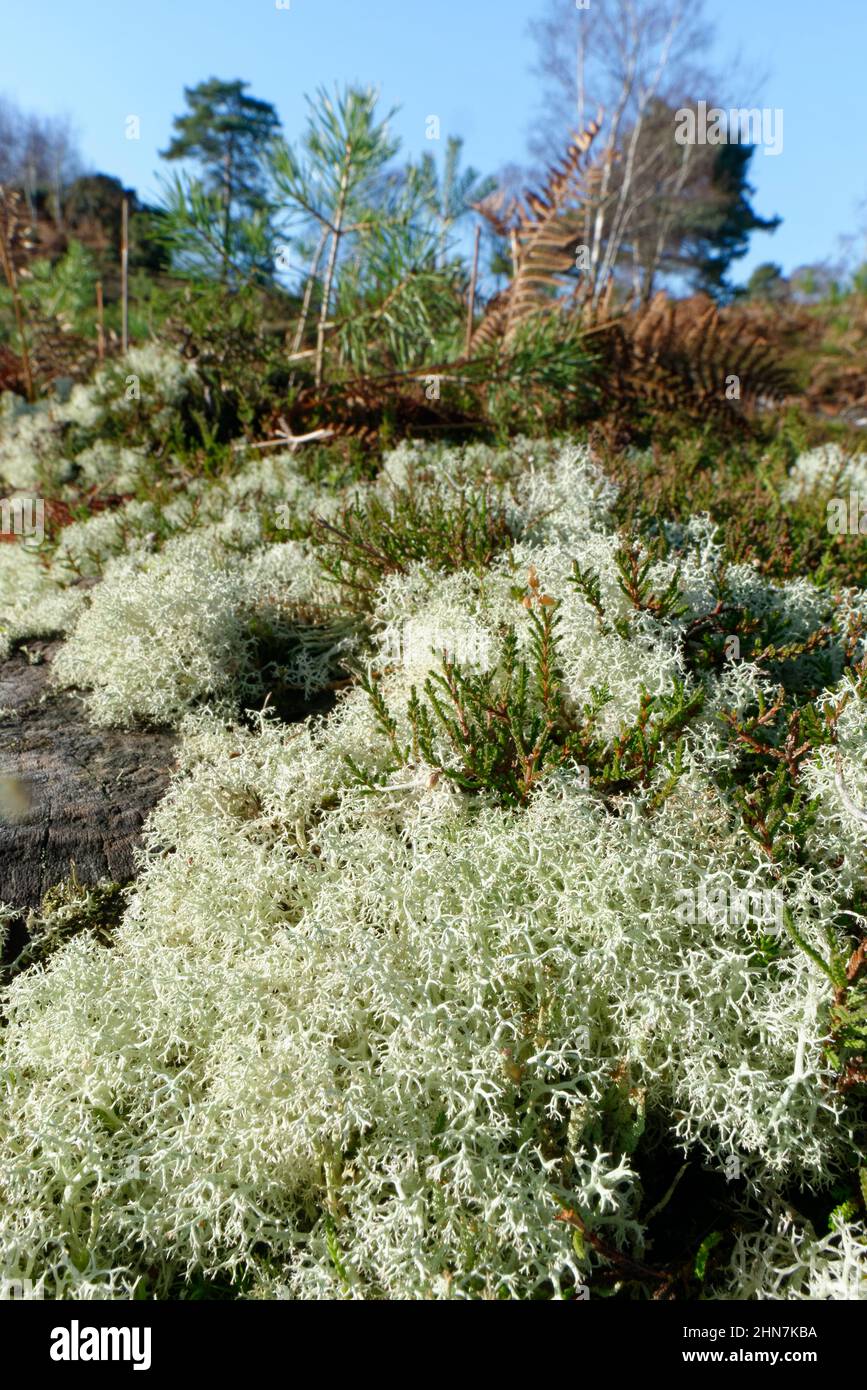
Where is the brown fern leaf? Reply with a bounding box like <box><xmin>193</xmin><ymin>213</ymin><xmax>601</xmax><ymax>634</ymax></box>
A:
<box><xmin>472</xmin><ymin>190</ymin><xmax>518</xmax><ymax>240</ymax></box>
<box><xmin>605</xmin><ymin>292</ymin><xmax>794</xmax><ymax>426</ymax></box>
<box><xmin>466</xmin><ymin>288</ymin><xmax>511</xmax><ymax>352</ymax></box>
<box><xmin>471</xmin><ymin>121</ymin><xmax>601</xmax><ymax>349</ymax></box>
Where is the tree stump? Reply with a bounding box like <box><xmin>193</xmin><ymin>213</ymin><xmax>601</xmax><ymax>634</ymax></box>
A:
<box><xmin>0</xmin><ymin>640</ymin><xmax>176</xmax><ymax>914</ymax></box>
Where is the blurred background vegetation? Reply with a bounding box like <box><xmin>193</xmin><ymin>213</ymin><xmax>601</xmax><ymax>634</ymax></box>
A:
<box><xmin>1</xmin><ymin>0</ymin><xmax>866</xmax><ymax>475</ymax></box>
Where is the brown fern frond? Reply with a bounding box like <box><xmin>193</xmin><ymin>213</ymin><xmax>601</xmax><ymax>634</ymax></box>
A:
<box><xmin>471</xmin><ymin>120</ymin><xmax>601</xmax><ymax>349</ymax></box>
<box><xmin>472</xmin><ymin>190</ymin><xmax>518</xmax><ymax>240</ymax></box>
<box><xmin>467</xmin><ymin>289</ymin><xmax>511</xmax><ymax>352</ymax></box>
<box><xmin>603</xmin><ymin>292</ymin><xmax>795</xmax><ymax>429</ymax></box>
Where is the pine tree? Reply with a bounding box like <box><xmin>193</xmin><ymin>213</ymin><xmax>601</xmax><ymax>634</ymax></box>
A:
<box><xmin>161</xmin><ymin>78</ymin><xmax>281</xmax><ymax>282</ymax></box>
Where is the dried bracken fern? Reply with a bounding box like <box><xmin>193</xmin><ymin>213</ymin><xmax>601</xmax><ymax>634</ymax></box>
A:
<box><xmin>603</xmin><ymin>292</ymin><xmax>794</xmax><ymax>425</ymax></box>
<box><xmin>471</xmin><ymin>121</ymin><xmax>601</xmax><ymax>349</ymax></box>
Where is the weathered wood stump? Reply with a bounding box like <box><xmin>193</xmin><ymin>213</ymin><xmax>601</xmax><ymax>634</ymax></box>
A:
<box><xmin>0</xmin><ymin>640</ymin><xmax>176</xmax><ymax>913</ymax></box>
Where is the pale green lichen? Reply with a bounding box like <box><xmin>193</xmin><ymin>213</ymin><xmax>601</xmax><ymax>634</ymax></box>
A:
<box><xmin>51</xmin><ymin>531</ymin><xmax>350</xmax><ymax>725</ymax></box>
<box><xmin>782</xmin><ymin>443</ymin><xmax>867</xmax><ymax>503</ymax></box>
<box><xmin>0</xmin><ymin>543</ymin><xmax>87</xmax><ymax>660</ymax></box>
<box><xmin>0</xmin><ymin>345</ymin><xmax>197</xmax><ymax>494</ymax></box>
<box><xmin>0</xmin><ymin>439</ymin><xmax>864</xmax><ymax>1300</ymax></box>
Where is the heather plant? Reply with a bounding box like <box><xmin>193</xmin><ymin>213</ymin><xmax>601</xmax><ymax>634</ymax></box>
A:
<box><xmin>314</xmin><ymin>467</ymin><xmax>516</xmax><ymax>604</ymax></box>
<box><xmin>349</xmin><ymin>578</ymin><xmax>703</xmax><ymax>809</ymax></box>
<box><xmin>158</xmin><ymin>280</ymin><xmax>293</xmax><ymax>439</ymax></box>
<box><xmin>602</xmin><ymin>416</ymin><xmax>867</xmax><ymax>590</ymax></box>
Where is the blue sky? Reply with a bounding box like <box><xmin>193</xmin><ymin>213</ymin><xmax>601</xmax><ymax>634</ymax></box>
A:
<box><xmin>4</xmin><ymin>0</ymin><xmax>866</xmax><ymax>285</ymax></box>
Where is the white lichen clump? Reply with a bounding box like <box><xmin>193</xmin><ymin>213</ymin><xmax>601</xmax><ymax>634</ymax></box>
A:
<box><xmin>782</xmin><ymin>442</ymin><xmax>867</xmax><ymax>502</ymax></box>
<box><xmin>50</xmin><ymin>534</ymin><xmax>258</xmax><ymax>726</ymax></box>
<box><xmin>0</xmin><ymin>345</ymin><xmax>197</xmax><ymax>493</ymax></box>
<box><xmin>0</xmin><ymin>439</ymin><xmax>864</xmax><ymax>1301</ymax></box>
<box><xmin>50</xmin><ymin>532</ymin><xmax>343</xmax><ymax>726</ymax></box>
<box><xmin>0</xmin><ymin>545</ymin><xmax>86</xmax><ymax>661</ymax></box>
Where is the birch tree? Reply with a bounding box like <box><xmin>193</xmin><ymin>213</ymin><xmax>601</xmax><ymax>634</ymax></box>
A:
<box><xmin>528</xmin><ymin>0</ymin><xmax>718</xmax><ymax>307</ymax></box>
